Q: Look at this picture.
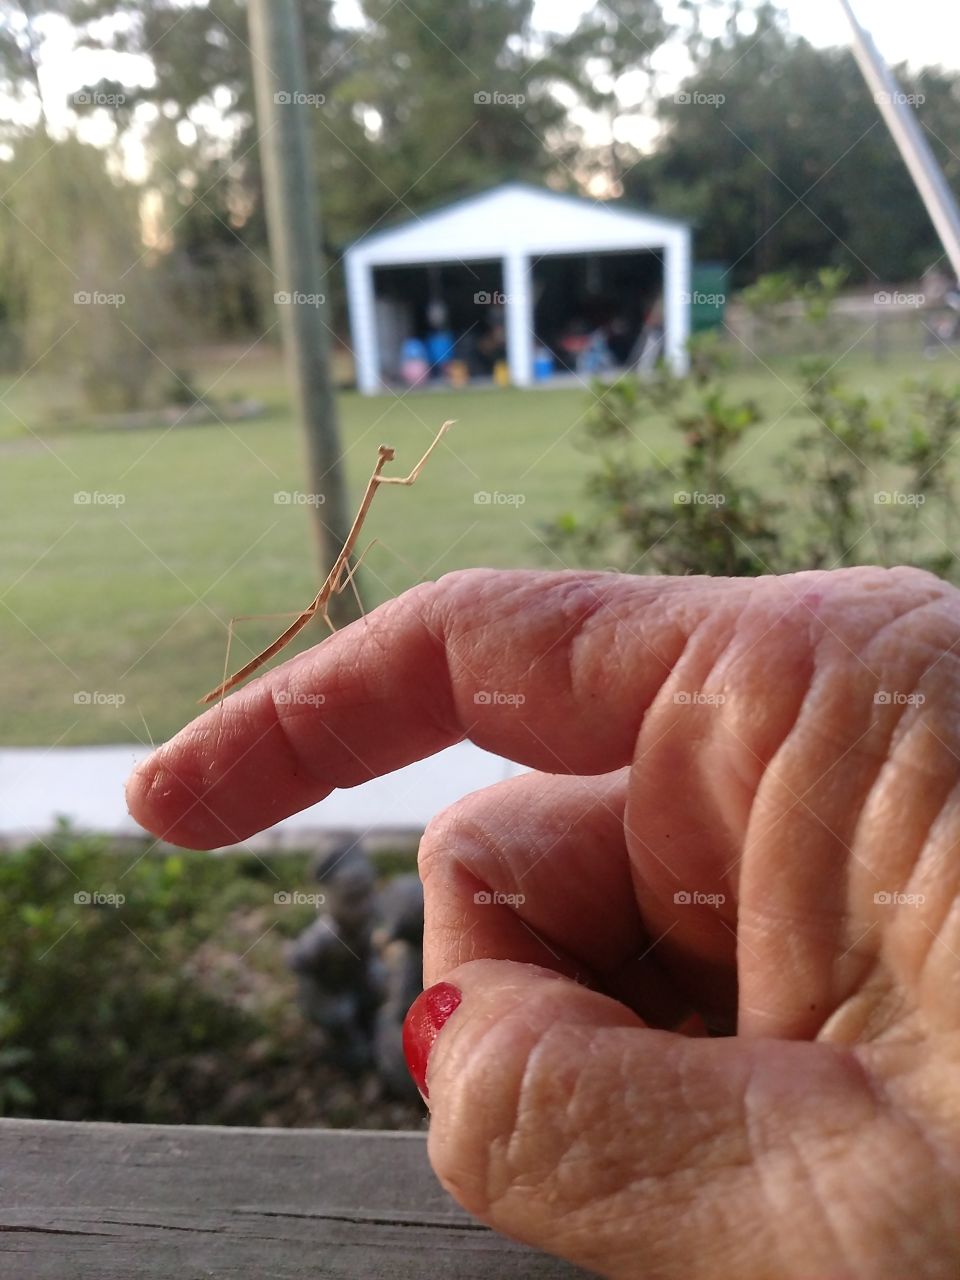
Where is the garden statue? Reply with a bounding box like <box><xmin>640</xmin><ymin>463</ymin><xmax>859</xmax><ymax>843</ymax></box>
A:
<box><xmin>286</xmin><ymin>842</ymin><xmax>423</xmax><ymax>1097</ymax></box>
<box><xmin>286</xmin><ymin>843</ymin><xmax>380</xmax><ymax>1072</ymax></box>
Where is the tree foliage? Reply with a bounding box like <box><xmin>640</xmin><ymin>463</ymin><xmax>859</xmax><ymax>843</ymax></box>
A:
<box><xmin>547</xmin><ymin>279</ymin><xmax>960</xmax><ymax>581</ymax></box>
<box><xmin>2</xmin><ymin>0</ymin><xmax>959</xmax><ymax>410</ymax></box>
<box><xmin>626</xmin><ymin>3</ymin><xmax>960</xmax><ymax>284</ymax></box>
<box><xmin>0</xmin><ymin>131</ymin><xmax>178</xmax><ymax>409</ymax></box>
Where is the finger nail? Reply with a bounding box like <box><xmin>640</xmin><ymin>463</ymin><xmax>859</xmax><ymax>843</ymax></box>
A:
<box><xmin>402</xmin><ymin>981</ymin><xmax>462</xmax><ymax>1100</ymax></box>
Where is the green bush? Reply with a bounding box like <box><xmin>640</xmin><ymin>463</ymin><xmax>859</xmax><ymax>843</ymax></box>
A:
<box><xmin>0</xmin><ymin>826</ymin><xmax>421</xmax><ymax>1128</ymax></box>
<box><xmin>547</xmin><ymin>278</ymin><xmax>960</xmax><ymax>581</ymax></box>
<box><xmin>545</xmin><ymin>334</ymin><xmax>786</xmax><ymax>577</ymax></box>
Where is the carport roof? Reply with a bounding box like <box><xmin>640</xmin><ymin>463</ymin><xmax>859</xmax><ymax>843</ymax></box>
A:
<box><xmin>344</xmin><ymin>182</ymin><xmax>689</xmax><ymax>268</ymax></box>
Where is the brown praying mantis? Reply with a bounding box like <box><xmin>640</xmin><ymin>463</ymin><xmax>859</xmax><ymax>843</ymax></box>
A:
<box><xmin>200</xmin><ymin>419</ymin><xmax>456</xmax><ymax>705</ymax></box>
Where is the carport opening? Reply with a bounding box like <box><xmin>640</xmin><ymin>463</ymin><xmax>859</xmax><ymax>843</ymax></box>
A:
<box><xmin>532</xmin><ymin>249</ymin><xmax>663</xmax><ymax>376</ymax></box>
<box><xmin>372</xmin><ymin>259</ymin><xmax>507</xmax><ymax>386</ymax></box>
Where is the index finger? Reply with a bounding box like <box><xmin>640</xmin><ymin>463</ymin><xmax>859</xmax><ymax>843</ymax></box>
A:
<box><xmin>126</xmin><ymin>568</ymin><xmax>730</xmax><ymax>848</ymax></box>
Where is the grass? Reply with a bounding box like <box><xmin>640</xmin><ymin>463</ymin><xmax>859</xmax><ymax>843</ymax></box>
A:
<box><xmin>1</xmin><ymin>337</ymin><xmax>957</xmax><ymax>746</ymax></box>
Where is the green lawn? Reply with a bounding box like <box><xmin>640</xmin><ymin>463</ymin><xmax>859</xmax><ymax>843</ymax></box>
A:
<box><xmin>1</xmin><ymin>341</ymin><xmax>956</xmax><ymax>745</ymax></box>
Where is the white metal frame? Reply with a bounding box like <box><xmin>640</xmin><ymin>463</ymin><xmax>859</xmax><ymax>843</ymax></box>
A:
<box><xmin>839</xmin><ymin>0</ymin><xmax>960</xmax><ymax>278</ymax></box>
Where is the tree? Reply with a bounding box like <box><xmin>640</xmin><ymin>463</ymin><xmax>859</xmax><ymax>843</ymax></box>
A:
<box><xmin>0</xmin><ymin>131</ymin><xmax>178</xmax><ymax>410</ymax></box>
<box><xmin>551</xmin><ymin>0</ymin><xmax>671</xmax><ymax>192</ymax></box>
<box><xmin>318</xmin><ymin>0</ymin><xmax>571</xmax><ymax>242</ymax></box>
<box><xmin>59</xmin><ymin>0</ymin><xmax>598</xmax><ymax>327</ymax></box>
<box><xmin>627</xmin><ymin>3</ymin><xmax>960</xmax><ymax>284</ymax></box>
<box><xmin>71</xmin><ymin>1</ymin><xmax>352</xmax><ymax>338</ymax></box>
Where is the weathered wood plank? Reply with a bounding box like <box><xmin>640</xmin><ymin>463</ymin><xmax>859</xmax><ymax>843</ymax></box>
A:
<box><xmin>1</xmin><ymin>1120</ymin><xmax>593</xmax><ymax>1278</ymax></box>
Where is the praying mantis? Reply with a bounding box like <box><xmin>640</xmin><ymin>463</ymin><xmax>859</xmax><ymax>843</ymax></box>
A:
<box><xmin>200</xmin><ymin>419</ymin><xmax>456</xmax><ymax>705</ymax></box>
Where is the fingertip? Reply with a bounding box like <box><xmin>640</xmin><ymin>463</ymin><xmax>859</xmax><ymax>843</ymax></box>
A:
<box><xmin>402</xmin><ymin>980</ymin><xmax>463</xmax><ymax>1100</ymax></box>
<box><xmin>124</xmin><ymin>756</ymin><xmax>156</xmax><ymax>829</ymax></box>
<box><xmin>125</xmin><ymin>749</ymin><xmax>220</xmax><ymax>849</ymax></box>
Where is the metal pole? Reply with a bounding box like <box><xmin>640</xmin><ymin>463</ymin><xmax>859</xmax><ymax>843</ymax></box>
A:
<box><xmin>248</xmin><ymin>0</ymin><xmax>358</xmax><ymax>621</ymax></box>
<box><xmin>839</xmin><ymin>0</ymin><xmax>960</xmax><ymax>279</ymax></box>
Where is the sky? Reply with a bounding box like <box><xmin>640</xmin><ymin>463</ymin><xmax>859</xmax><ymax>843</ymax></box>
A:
<box><xmin>531</xmin><ymin>0</ymin><xmax>959</xmax><ymax>152</ymax></box>
<box><xmin>530</xmin><ymin>0</ymin><xmax>958</xmax><ymax>72</ymax></box>
<box><xmin>13</xmin><ymin>0</ymin><xmax>959</xmax><ymax>161</ymax></box>
<box><xmin>784</xmin><ymin>0</ymin><xmax>957</xmax><ymax>69</ymax></box>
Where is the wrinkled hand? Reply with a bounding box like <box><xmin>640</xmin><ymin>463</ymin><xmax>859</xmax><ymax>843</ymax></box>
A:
<box><xmin>127</xmin><ymin>567</ymin><xmax>960</xmax><ymax>1280</ymax></box>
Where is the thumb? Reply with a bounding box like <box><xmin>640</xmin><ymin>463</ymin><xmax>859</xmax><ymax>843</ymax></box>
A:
<box><xmin>403</xmin><ymin>961</ymin><xmax>890</xmax><ymax>1280</ymax></box>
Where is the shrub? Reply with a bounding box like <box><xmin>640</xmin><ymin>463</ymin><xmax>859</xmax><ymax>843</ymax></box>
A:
<box><xmin>547</xmin><ymin>279</ymin><xmax>960</xmax><ymax>582</ymax></box>
<box><xmin>0</xmin><ymin>826</ymin><xmax>421</xmax><ymax>1128</ymax></box>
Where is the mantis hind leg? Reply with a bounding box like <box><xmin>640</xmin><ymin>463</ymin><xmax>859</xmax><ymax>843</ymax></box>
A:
<box><xmin>204</xmin><ymin>607</ymin><xmax>321</xmax><ymax>707</ymax></box>
<box><xmin>320</xmin><ymin>538</ymin><xmax>382</xmax><ymax>632</ymax></box>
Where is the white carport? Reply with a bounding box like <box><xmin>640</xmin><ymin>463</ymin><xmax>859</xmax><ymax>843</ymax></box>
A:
<box><xmin>344</xmin><ymin>183</ymin><xmax>692</xmax><ymax>393</ymax></box>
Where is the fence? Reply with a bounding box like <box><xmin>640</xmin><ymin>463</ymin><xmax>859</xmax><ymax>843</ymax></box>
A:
<box><xmin>2</xmin><ymin>1118</ymin><xmax>590</xmax><ymax>1278</ymax></box>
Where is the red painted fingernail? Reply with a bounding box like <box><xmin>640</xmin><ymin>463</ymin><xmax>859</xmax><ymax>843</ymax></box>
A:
<box><xmin>402</xmin><ymin>981</ymin><xmax>462</xmax><ymax>1099</ymax></box>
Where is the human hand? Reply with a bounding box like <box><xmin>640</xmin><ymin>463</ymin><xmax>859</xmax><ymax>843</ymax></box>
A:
<box><xmin>127</xmin><ymin>567</ymin><xmax>960</xmax><ymax>1279</ymax></box>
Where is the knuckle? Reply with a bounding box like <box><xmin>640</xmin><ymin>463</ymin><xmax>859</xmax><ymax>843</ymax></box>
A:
<box><xmin>430</xmin><ymin>1006</ymin><xmax>559</xmax><ymax>1213</ymax></box>
<box><xmin>418</xmin><ymin>791</ymin><xmax>491</xmax><ymax>883</ymax></box>
<box><xmin>431</xmin><ymin>1006</ymin><xmax>633</xmax><ymax>1232</ymax></box>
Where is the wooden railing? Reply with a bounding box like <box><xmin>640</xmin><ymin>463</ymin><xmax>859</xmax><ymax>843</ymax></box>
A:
<box><xmin>2</xmin><ymin>1119</ymin><xmax>591</xmax><ymax>1277</ymax></box>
